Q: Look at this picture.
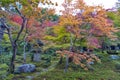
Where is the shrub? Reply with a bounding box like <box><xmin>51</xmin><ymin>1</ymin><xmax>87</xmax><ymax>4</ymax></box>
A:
<box><xmin>0</xmin><ymin>64</ymin><xmax>9</xmax><ymax>79</ymax></box>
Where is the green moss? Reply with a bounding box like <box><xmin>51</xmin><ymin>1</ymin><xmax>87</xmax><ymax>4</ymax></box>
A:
<box><xmin>5</xmin><ymin>74</ymin><xmax>14</xmax><ymax>80</ymax></box>
<box><xmin>0</xmin><ymin>64</ymin><xmax>9</xmax><ymax>80</ymax></box>
<box><xmin>33</xmin><ymin>55</ymin><xmax>120</xmax><ymax>80</ymax></box>
<box><xmin>3</xmin><ymin>51</ymin><xmax>120</xmax><ymax>80</ymax></box>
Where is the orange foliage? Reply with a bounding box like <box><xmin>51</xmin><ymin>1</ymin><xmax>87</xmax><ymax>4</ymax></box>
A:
<box><xmin>59</xmin><ymin>1</ymin><xmax>82</xmax><ymax>37</ymax></box>
<box><xmin>56</xmin><ymin>50</ymin><xmax>101</xmax><ymax>70</ymax></box>
<box><xmin>26</xmin><ymin>17</ymin><xmax>45</xmax><ymax>42</ymax></box>
<box><xmin>59</xmin><ymin>0</ymin><xmax>118</xmax><ymax>49</ymax></box>
<box><xmin>26</xmin><ymin>8</ymin><xmax>57</xmax><ymax>42</ymax></box>
<box><xmin>75</xmin><ymin>0</ymin><xmax>118</xmax><ymax>38</ymax></box>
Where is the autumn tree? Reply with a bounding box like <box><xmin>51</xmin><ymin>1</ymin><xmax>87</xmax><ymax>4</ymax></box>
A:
<box><xmin>9</xmin><ymin>6</ymin><xmax>58</xmax><ymax>63</ymax></box>
<box><xmin>55</xmin><ymin>0</ymin><xmax>118</xmax><ymax>71</ymax></box>
<box><xmin>59</xmin><ymin>0</ymin><xmax>82</xmax><ymax>72</ymax></box>
<box><xmin>0</xmin><ymin>0</ymin><xmax>56</xmax><ymax>73</ymax></box>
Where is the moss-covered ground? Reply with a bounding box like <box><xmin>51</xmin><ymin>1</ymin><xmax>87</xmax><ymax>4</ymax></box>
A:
<box><xmin>9</xmin><ymin>52</ymin><xmax>120</xmax><ymax>80</ymax></box>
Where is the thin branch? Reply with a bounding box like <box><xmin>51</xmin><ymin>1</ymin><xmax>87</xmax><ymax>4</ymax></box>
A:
<box><xmin>15</xmin><ymin>7</ymin><xmax>24</xmax><ymax>18</ymax></box>
<box><xmin>0</xmin><ymin>19</ymin><xmax>14</xmax><ymax>47</ymax></box>
<box><xmin>14</xmin><ymin>17</ymin><xmax>27</xmax><ymax>43</ymax></box>
<box><xmin>22</xmin><ymin>18</ymin><xmax>29</xmax><ymax>41</ymax></box>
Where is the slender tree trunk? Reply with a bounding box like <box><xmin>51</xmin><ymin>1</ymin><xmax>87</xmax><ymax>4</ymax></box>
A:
<box><xmin>9</xmin><ymin>42</ymin><xmax>17</xmax><ymax>73</ymax></box>
<box><xmin>59</xmin><ymin>56</ymin><xmax>63</xmax><ymax>64</ymax></box>
<box><xmin>101</xmin><ymin>41</ymin><xmax>104</xmax><ymax>53</ymax></box>
<box><xmin>65</xmin><ymin>33</ymin><xmax>73</xmax><ymax>72</ymax></box>
<box><xmin>64</xmin><ymin>55</ymin><xmax>69</xmax><ymax>72</ymax></box>
<box><xmin>23</xmin><ymin>41</ymin><xmax>27</xmax><ymax>63</ymax></box>
<box><xmin>23</xmin><ymin>20</ymin><xmax>28</xmax><ymax>63</ymax></box>
<box><xmin>101</xmin><ymin>37</ymin><xmax>106</xmax><ymax>53</ymax></box>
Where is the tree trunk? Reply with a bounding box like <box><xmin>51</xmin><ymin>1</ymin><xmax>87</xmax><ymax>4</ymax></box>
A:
<box><xmin>64</xmin><ymin>55</ymin><xmax>69</xmax><ymax>72</ymax></box>
<box><xmin>23</xmin><ymin>41</ymin><xmax>27</xmax><ymax>63</ymax></box>
<box><xmin>23</xmin><ymin>23</ymin><xmax>28</xmax><ymax>63</ymax></box>
<box><xmin>64</xmin><ymin>33</ymin><xmax>73</xmax><ymax>72</ymax></box>
<box><xmin>59</xmin><ymin>56</ymin><xmax>63</xmax><ymax>64</ymax></box>
<box><xmin>9</xmin><ymin>42</ymin><xmax>17</xmax><ymax>73</ymax></box>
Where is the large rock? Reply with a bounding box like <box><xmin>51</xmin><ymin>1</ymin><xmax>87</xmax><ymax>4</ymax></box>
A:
<box><xmin>109</xmin><ymin>55</ymin><xmax>120</xmax><ymax>60</ymax></box>
<box><xmin>16</xmin><ymin>64</ymin><xmax>36</xmax><ymax>73</ymax></box>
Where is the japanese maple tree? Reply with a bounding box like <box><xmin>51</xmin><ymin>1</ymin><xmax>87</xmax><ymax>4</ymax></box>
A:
<box><xmin>0</xmin><ymin>0</ymin><xmax>56</xmax><ymax>73</ymax></box>
<box><xmin>55</xmin><ymin>0</ymin><xmax>118</xmax><ymax>71</ymax></box>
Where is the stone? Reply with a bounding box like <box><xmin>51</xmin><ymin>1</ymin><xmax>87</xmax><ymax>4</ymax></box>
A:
<box><xmin>16</xmin><ymin>64</ymin><xmax>36</xmax><ymax>73</ymax></box>
<box><xmin>33</xmin><ymin>53</ymin><xmax>41</xmax><ymax>62</ymax></box>
<box><xmin>109</xmin><ymin>55</ymin><xmax>120</xmax><ymax>60</ymax></box>
<box><xmin>26</xmin><ymin>76</ymin><xmax>34</xmax><ymax>80</ymax></box>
